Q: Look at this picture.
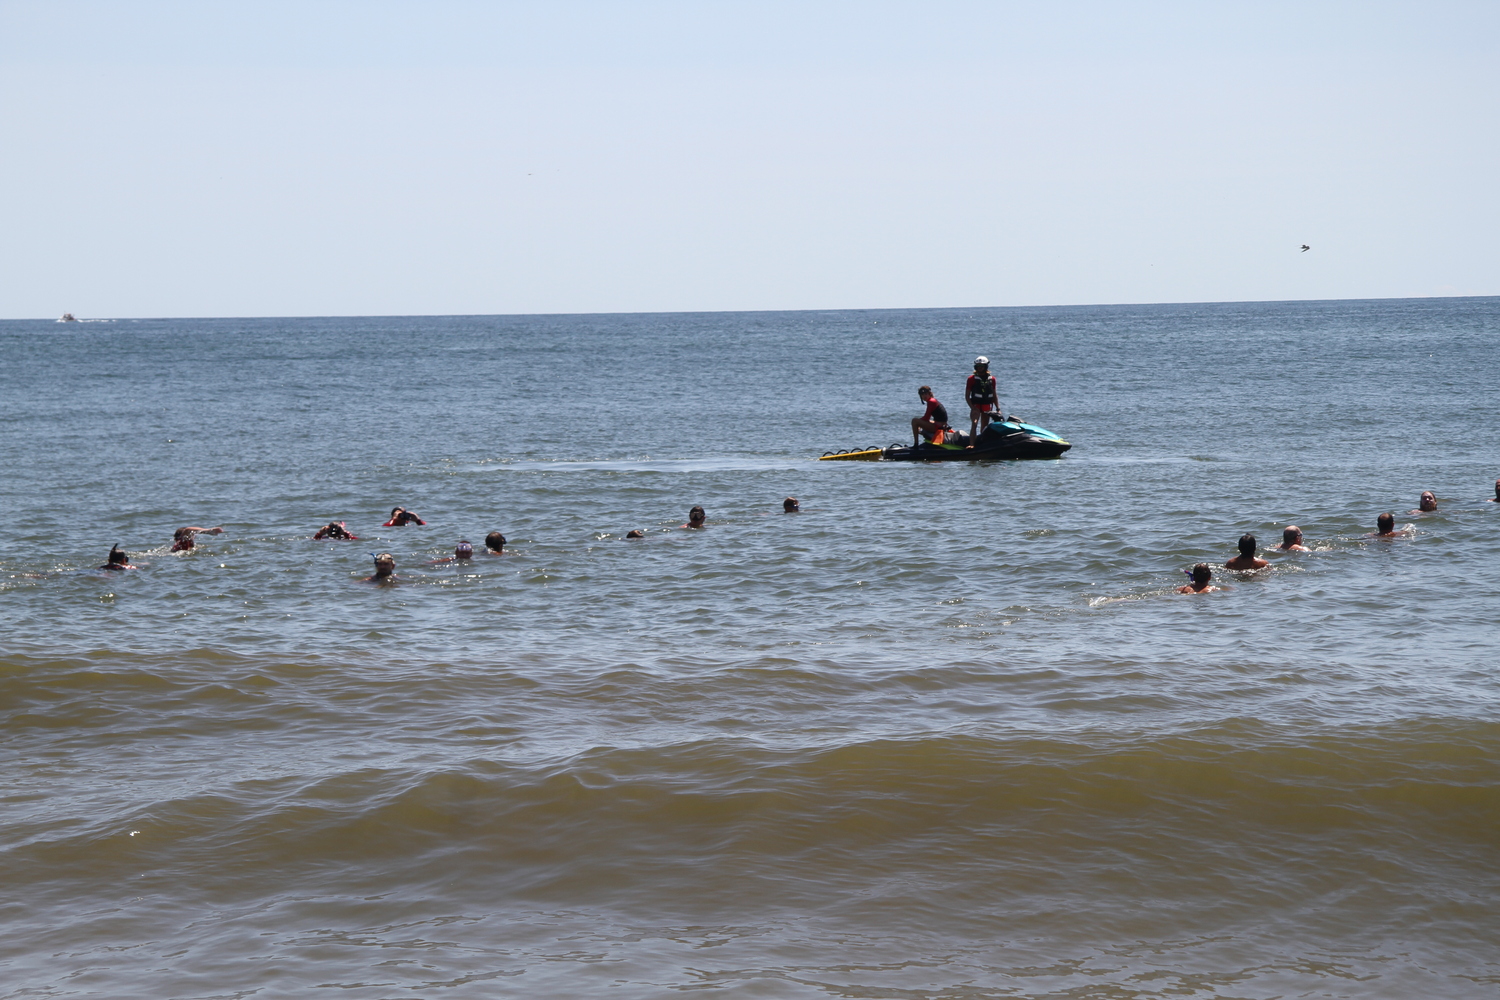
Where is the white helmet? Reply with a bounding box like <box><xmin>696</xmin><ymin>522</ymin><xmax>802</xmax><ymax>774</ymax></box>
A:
<box><xmin>975</xmin><ymin>355</ymin><xmax>989</xmax><ymax>366</ymax></box>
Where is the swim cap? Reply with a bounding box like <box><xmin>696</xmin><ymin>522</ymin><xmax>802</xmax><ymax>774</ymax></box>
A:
<box><xmin>975</xmin><ymin>356</ymin><xmax>989</xmax><ymax>366</ymax></box>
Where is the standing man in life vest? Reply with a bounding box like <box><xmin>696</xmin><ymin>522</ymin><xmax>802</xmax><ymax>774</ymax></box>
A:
<box><xmin>965</xmin><ymin>356</ymin><xmax>999</xmax><ymax>447</ymax></box>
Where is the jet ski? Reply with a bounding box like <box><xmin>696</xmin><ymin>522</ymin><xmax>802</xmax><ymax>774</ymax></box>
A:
<box><xmin>881</xmin><ymin>418</ymin><xmax>1070</xmax><ymax>461</ymax></box>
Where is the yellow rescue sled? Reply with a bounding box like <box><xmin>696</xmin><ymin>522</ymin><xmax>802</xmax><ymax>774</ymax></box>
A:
<box><xmin>818</xmin><ymin>447</ymin><xmax>884</xmax><ymax>461</ymax></box>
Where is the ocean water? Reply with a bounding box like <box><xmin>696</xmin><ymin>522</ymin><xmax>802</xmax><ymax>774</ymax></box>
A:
<box><xmin>1</xmin><ymin>298</ymin><xmax>1497</xmax><ymax>999</ymax></box>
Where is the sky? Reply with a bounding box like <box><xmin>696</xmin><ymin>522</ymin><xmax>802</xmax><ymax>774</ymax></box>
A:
<box><xmin>1</xmin><ymin>1</ymin><xmax>1496</xmax><ymax>318</ymax></box>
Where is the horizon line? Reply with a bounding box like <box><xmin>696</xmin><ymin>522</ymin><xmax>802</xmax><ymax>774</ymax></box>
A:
<box><xmin>21</xmin><ymin>292</ymin><xmax>1498</xmax><ymax>324</ymax></box>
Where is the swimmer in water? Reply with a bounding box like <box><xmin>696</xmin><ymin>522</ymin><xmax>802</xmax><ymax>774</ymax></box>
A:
<box><xmin>1277</xmin><ymin>526</ymin><xmax>1309</xmax><ymax>552</ymax></box>
<box><xmin>1410</xmin><ymin>491</ymin><xmax>1438</xmax><ymax>514</ymax></box>
<box><xmin>1224</xmin><ymin>533</ymin><xmax>1270</xmax><ymax>571</ymax></box>
<box><xmin>626</xmin><ymin>529</ymin><xmax>645</xmax><ymax>538</ymax></box>
<box><xmin>1489</xmin><ymin>480</ymin><xmax>1500</xmax><ymax>502</ymax></box>
<box><xmin>364</xmin><ymin>552</ymin><xmax>397</xmax><ymax>582</ymax></box>
<box><xmin>430</xmin><ymin>541</ymin><xmax>474</xmax><ymax>564</ymax></box>
<box><xmin>313</xmin><ymin>521</ymin><xmax>358</xmax><ymax>541</ymax></box>
<box><xmin>783</xmin><ymin>497</ymin><xmax>800</xmax><ymax>512</ymax></box>
<box><xmin>1178</xmin><ymin>563</ymin><xmax>1221</xmax><ymax>593</ymax></box>
<box><xmin>382</xmin><ymin>507</ymin><xmax>426</xmax><ymax>527</ymax></box>
<box><xmin>1370</xmin><ymin>512</ymin><xmax>1402</xmax><ymax>537</ymax></box>
<box><xmin>685</xmin><ymin>506</ymin><xmax>706</xmax><ymax>529</ymax></box>
<box><xmin>100</xmin><ymin>544</ymin><xmax>132</xmax><ymax>570</ymax></box>
<box><xmin>170</xmin><ymin>526</ymin><xmax>222</xmax><ymax>552</ymax></box>
<box><xmin>484</xmin><ymin>531</ymin><xmax>506</xmax><ymax>555</ymax></box>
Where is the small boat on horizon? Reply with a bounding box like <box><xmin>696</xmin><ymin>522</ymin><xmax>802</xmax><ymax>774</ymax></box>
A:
<box><xmin>57</xmin><ymin>313</ymin><xmax>78</xmax><ymax>322</ymax></box>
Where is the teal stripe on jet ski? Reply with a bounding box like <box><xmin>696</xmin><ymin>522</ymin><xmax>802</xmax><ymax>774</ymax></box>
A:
<box><xmin>996</xmin><ymin>421</ymin><xmax>1068</xmax><ymax>443</ymax></box>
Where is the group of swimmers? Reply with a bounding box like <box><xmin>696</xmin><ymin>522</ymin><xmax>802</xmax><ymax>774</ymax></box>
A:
<box><xmin>100</xmin><ymin>524</ymin><xmax>223</xmax><ymax>568</ymax></box>
<box><xmin>356</xmin><ymin>501</ymin><xmax>804</xmax><ymax>582</ymax></box>
<box><xmin>94</xmin><ymin>482</ymin><xmax>1495</xmax><ymax>590</ymax></box>
<box><xmin>364</xmin><ymin>528</ymin><xmax>509</xmax><ymax>582</ymax></box>
<box><xmin>97</xmin><ymin>498</ymin><xmax>804</xmax><ymax>583</ymax></box>
<box><xmin>1176</xmin><ymin>487</ymin><xmax>1494</xmax><ymax>593</ymax></box>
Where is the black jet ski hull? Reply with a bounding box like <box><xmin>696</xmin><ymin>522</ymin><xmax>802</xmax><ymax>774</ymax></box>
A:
<box><xmin>883</xmin><ymin>439</ymin><xmax>1070</xmax><ymax>461</ymax></box>
<box><xmin>882</xmin><ymin>421</ymin><xmax>1071</xmax><ymax>462</ymax></box>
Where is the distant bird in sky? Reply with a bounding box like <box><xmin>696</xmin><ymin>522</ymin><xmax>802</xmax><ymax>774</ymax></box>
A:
<box><xmin>1300</xmin><ymin>244</ymin><xmax>1310</xmax><ymax>252</ymax></box>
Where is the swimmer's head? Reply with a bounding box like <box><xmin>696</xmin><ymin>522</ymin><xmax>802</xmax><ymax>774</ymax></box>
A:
<box><xmin>107</xmin><ymin>544</ymin><xmax>128</xmax><ymax>565</ymax></box>
<box><xmin>783</xmin><ymin>497</ymin><xmax>799</xmax><ymax>512</ymax></box>
<box><xmin>1238</xmin><ymin>533</ymin><xmax>1257</xmax><ymax>557</ymax></box>
<box><xmin>1418</xmin><ymin>491</ymin><xmax>1437</xmax><ymax>511</ymax></box>
<box><xmin>373</xmin><ymin>552</ymin><xmax>395</xmax><ymax>574</ymax></box>
<box><xmin>1494</xmin><ymin>479</ymin><xmax>1500</xmax><ymax>499</ymax></box>
<box><xmin>1377</xmin><ymin>512</ymin><xmax>1395</xmax><ymax>533</ymax></box>
<box><xmin>455</xmin><ymin>541</ymin><xmax>473</xmax><ymax>559</ymax></box>
<box><xmin>173</xmin><ymin>527</ymin><xmax>192</xmax><ymax>541</ymax></box>
<box><xmin>626</xmin><ymin>529</ymin><xmax>644</xmax><ymax>538</ymax></box>
<box><xmin>1282</xmin><ymin>525</ymin><xmax>1302</xmax><ymax>546</ymax></box>
<box><xmin>974</xmin><ymin>356</ymin><xmax>989</xmax><ymax>370</ymax></box>
<box><xmin>688</xmin><ymin>505</ymin><xmax>706</xmax><ymax>526</ymax></box>
<box><xmin>389</xmin><ymin>507</ymin><xmax>404</xmax><ymax>518</ymax></box>
<box><xmin>918</xmin><ymin>385</ymin><xmax>932</xmax><ymax>399</ymax></box>
<box><xmin>1189</xmin><ymin>562</ymin><xmax>1212</xmax><ymax>584</ymax></box>
<box><xmin>484</xmin><ymin>531</ymin><xmax>506</xmax><ymax>553</ymax></box>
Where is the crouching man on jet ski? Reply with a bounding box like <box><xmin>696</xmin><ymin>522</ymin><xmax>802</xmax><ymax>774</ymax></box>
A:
<box><xmin>911</xmin><ymin>386</ymin><xmax>949</xmax><ymax>446</ymax></box>
<box><xmin>965</xmin><ymin>356</ymin><xmax>999</xmax><ymax>448</ymax></box>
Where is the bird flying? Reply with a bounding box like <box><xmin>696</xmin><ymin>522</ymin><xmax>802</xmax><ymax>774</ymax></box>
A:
<box><xmin>1300</xmin><ymin>244</ymin><xmax>1310</xmax><ymax>252</ymax></box>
